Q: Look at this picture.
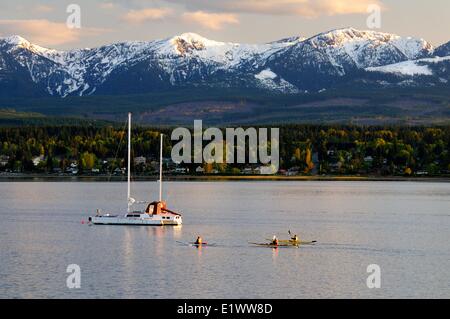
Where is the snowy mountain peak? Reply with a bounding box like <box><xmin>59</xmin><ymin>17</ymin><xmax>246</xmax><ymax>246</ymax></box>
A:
<box><xmin>1</xmin><ymin>35</ymin><xmax>31</xmax><ymax>46</ymax></box>
<box><xmin>303</xmin><ymin>27</ymin><xmax>434</xmax><ymax>64</ymax></box>
<box><xmin>310</xmin><ymin>28</ymin><xmax>393</xmax><ymax>43</ymax></box>
<box><xmin>166</xmin><ymin>32</ymin><xmax>233</xmax><ymax>56</ymax></box>
<box><xmin>269</xmin><ymin>36</ymin><xmax>306</xmax><ymax>45</ymax></box>
<box><xmin>176</xmin><ymin>33</ymin><xmax>222</xmax><ymax>45</ymax></box>
<box><xmin>0</xmin><ymin>35</ymin><xmax>60</xmax><ymax>57</ymax></box>
<box><xmin>309</xmin><ymin>27</ymin><xmax>430</xmax><ymax>49</ymax></box>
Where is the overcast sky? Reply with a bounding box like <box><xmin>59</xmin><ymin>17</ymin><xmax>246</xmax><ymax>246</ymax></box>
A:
<box><xmin>0</xmin><ymin>0</ymin><xmax>449</xmax><ymax>50</ymax></box>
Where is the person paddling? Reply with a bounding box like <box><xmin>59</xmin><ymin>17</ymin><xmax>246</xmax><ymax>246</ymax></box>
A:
<box><xmin>195</xmin><ymin>236</ymin><xmax>203</xmax><ymax>245</ymax></box>
<box><xmin>288</xmin><ymin>230</ymin><xmax>300</xmax><ymax>243</ymax></box>
<box><xmin>271</xmin><ymin>235</ymin><xmax>279</xmax><ymax>246</ymax></box>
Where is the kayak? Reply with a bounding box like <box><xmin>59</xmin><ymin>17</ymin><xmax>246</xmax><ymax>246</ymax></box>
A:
<box><xmin>176</xmin><ymin>241</ymin><xmax>216</xmax><ymax>247</ymax></box>
<box><xmin>265</xmin><ymin>239</ymin><xmax>317</xmax><ymax>245</ymax></box>
<box><xmin>249</xmin><ymin>242</ymin><xmax>299</xmax><ymax>248</ymax></box>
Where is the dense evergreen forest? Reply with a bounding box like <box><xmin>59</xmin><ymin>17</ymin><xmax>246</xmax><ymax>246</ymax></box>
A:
<box><xmin>2</xmin><ymin>86</ymin><xmax>450</xmax><ymax>126</ymax></box>
<box><xmin>0</xmin><ymin>125</ymin><xmax>449</xmax><ymax>176</ymax></box>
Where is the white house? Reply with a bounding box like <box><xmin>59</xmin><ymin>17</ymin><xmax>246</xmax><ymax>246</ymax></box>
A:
<box><xmin>364</xmin><ymin>156</ymin><xmax>374</xmax><ymax>163</ymax></box>
<box><xmin>0</xmin><ymin>155</ymin><xmax>9</xmax><ymax>167</ymax></box>
<box><xmin>174</xmin><ymin>167</ymin><xmax>187</xmax><ymax>174</ymax></box>
<box><xmin>255</xmin><ymin>166</ymin><xmax>277</xmax><ymax>175</ymax></box>
<box><xmin>32</xmin><ymin>155</ymin><xmax>45</xmax><ymax>167</ymax></box>
<box><xmin>134</xmin><ymin>156</ymin><xmax>146</xmax><ymax>165</ymax></box>
<box><xmin>287</xmin><ymin>167</ymin><xmax>300</xmax><ymax>176</ymax></box>
<box><xmin>195</xmin><ymin>166</ymin><xmax>204</xmax><ymax>173</ymax></box>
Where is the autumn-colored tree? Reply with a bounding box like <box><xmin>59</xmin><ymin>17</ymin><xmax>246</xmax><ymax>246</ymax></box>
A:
<box><xmin>304</xmin><ymin>148</ymin><xmax>314</xmax><ymax>173</ymax></box>
<box><xmin>404</xmin><ymin>167</ymin><xmax>412</xmax><ymax>176</ymax></box>
<box><xmin>81</xmin><ymin>152</ymin><xmax>97</xmax><ymax>170</ymax></box>
<box><xmin>203</xmin><ymin>163</ymin><xmax>213</xmax><ymax>174</ymax></box>
<box><xmin>231</xmin><ymin>167</ymin><xmax>241</xmax><ymax>175</ymax></box>
<box><xmin>293</xmin><ymin>148</ymin><xmax>301</xmax><ymax>161</ymax></box>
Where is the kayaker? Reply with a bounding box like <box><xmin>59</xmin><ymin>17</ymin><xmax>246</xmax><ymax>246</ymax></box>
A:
<box><xmin>271</xmin><ymin>235</ymin><xmax>279</xmax><ymax>246</ymax></box>
<box><xmin>291</xmin><ymin>234</ymin><xmax>300</xmax><ymax>243</ymax></box>
<box><xmin>195</xmin><ymin>236</ymin><xmax>203</xmax><ymax>245</ymax></box>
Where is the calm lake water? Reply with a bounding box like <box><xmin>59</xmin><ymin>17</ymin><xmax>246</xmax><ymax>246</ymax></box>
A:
<box><xmin>0</xmin><ymin>181</ymin><xmax>449</xmax><ymax>299</ymax></box>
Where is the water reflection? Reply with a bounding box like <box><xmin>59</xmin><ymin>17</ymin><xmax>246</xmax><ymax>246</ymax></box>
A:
<box><xmin>1</xmin><ymin>181</ymin><xmax>449</xmax><ymax>298</ymax></box>
<box><xmin>271</xmin><ymin>247</ymin><xmax>279</xmax><ymax>262</ymax></box>
<box><xmin>171</xmin><ymin>225</ymin><xmax>183</xmax><ymax>239</ymax></box>
<box><xmin>195</xmin><ymin>245</ymin><xmax>203</xmax><ymax>257</ymax></box>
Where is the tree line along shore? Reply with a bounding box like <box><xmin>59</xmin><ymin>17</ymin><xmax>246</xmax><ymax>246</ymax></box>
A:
<box><xmin>0</xmin><ymin>125</ymin><xmax>449</xmax><ymax>178</ymax></box>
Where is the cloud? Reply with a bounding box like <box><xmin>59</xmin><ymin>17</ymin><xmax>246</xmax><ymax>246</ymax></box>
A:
<box><xmin>305</xmin><ymin>0</ymin><xmax>385</xmax><ymax>17</ymax></box>
<box><xmin>34</xmin><ymin>5</ymin><xmax>55</xmax><ymax>13</ymax></box>
<box><xmin>122</xmin><ymin>8</ymin><xmax>174</xmax><ymax>24</ymax></box>
<box><xmin>99</xmin><ymin>2</ymin><xmax>118</xmax><ymax>10</ymax></box>
<box><xmin>0</xmin><ymin>19</ymin><xmax>108</xmax><ymax>47</ymax></box>
<box><xmin>182</xmin><ymin>11</ymin><xmax>239</xmax><ymax>30</ymax></box>
<box><xmin>168</xmin><ymin>0</ymin><xmax>384</xmax><ymax>18</ymax></box>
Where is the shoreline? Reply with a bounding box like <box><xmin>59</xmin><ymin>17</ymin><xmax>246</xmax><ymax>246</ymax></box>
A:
<box><xmin>1</xmin><ymin>174</ymin><xmax>449</xmax><ymax>182</ymax></box>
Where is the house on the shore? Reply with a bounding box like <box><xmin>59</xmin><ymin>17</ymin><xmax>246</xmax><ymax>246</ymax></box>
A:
<box><xmin>114</xmin><ymin>167</ymin><xmax>126</xmax><ymax>175</ymax></box>
<box><xmin>174</xmin><ymin>167</ymin><xmax>188</xmax><ymax>174</ymax></box>
<box><xmin>32</xmin><ymin>155</ymin><xmax>45</xmax><ymax>167</ymax></box>
<box><xmin>0</xmin><ymin>155</ymin><xmax>9</xmax><ymax>167</ymax></box>
<box><xmin>287</xmin><ymin>166</ymin><xmax>300</xmax><ymax>176</ymax></box>
<box><xmin>255</xmin><ymin>165</ymin><xmax>277</xmax><ymax>175</ymax></box>
<box><xmin>134</xmin><ymin>156</ymin><xmax>146</xmax><ymax>166</ymax></box>
<box><xmin>195</xmin><ymin>166</ymin><xmax>204</xmax><ymax>174</ymax></box>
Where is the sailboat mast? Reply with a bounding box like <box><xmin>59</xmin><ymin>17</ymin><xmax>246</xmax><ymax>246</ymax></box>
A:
<box><xmin>159</xmin><ymin>134</ymin><xmax>163</xmax><ymax>202</ymax></box>
<box><xmin>127</xmin><ymin>112</ymin><xmax>131</xmax><ymax>213</ymax></box>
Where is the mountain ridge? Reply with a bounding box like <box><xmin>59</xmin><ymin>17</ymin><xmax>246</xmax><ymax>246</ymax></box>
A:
<box><xmin>0</xmin><ymin>27</ymin><xmax>449</xmax><ymax>99</ymax></box>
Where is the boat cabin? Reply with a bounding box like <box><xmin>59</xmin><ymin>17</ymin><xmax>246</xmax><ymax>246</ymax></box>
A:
<box><xmin>146</xmin><ymin>201</ymin><xmax>167</xmax><ymax>215</ymax></box>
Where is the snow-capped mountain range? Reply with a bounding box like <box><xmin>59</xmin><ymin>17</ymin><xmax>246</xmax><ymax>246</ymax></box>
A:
<box><xmin>0</xmin><ymin>28</ymin><xmax>449</xmax><ymax>98</ymax></box>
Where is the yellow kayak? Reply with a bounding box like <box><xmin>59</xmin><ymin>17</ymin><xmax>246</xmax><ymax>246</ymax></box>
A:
<box><xmin>250</xmin><ymin>242</ymin><xmax>299</xmax><ymax>248</ymax></box>
<box><xmin>265</xmin><ymin>239</ymin><xmax>317</xmax><ymax>245</ymax></box>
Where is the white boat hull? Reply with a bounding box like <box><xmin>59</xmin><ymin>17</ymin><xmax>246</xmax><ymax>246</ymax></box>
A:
<box><xmin>90</xmin><ymin>214</ymin><xmax>182</xmax><ymax>226</ymax></box>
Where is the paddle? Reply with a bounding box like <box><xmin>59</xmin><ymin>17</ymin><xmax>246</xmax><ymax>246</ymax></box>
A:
<box><xmin>301</xmin><ymin>240</ymin><xmax>317</xmax><ymax>245</ymax></box>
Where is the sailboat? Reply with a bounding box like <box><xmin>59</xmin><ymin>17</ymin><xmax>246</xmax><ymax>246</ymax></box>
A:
<box><xmin>88</xmin><ymin>113</ymin><xmax>182</xmax><ymax>226</ymax></box>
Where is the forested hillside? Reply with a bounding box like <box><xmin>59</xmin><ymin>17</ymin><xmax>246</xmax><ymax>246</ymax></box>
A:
<box><xmin>1</xmin><ymin>125</ymin><xmax>449</xmax><ymax>176</ymax></box>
